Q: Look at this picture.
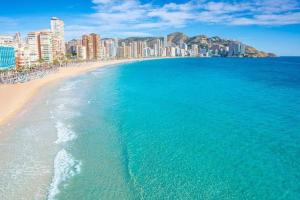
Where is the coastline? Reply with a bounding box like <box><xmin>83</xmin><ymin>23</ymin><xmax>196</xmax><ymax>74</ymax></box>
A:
<box><xmin>0</xmin><ymin>58</ymin><xmax>158</xmax><ymax>127</ymax></box>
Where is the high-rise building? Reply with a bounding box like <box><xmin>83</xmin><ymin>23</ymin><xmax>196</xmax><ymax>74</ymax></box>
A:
<box><xmin>82</xmin><ymin>33</ymin><xmax>101</xmax><ymax>60</ymax></box>
<box><xmin>137</xmin><ymin>41</ymin><xmax>143</xmax><ymax>58</ymax></box>
<box><xmin>77</xmin><ymin>45</ymin><xmax>87</xmax><ymax>60</ymax></box>
<box><xmin>0</xmin><ymin>46</ymin><xmax>16</xmax><ymax>69</ymax></box>
<box><xmin>15</xmin><ymin>44</ymin><xmax>31</xmax><ymax>68</ymax></box>
<box><xmin>51</xmin><ymin>17</ymin><xmax>65</xmax><ymax>60</ymax></box>
<box><xmin>1</xmin><ymin>33</ymin><xmax>32</xmax><ymax>69</ymax></box>
<box><xmin>164</xmin><ymin>36</ymin><xmax>168</xmax><ymax>48</ymax></box>
<box><xmin>101</xmin><ymin>39</ymin><xmax>118</xmax><ymax>59</ymax></box>
<box><xmin>132</xmin><ymin>41</ymin><xmax>138</xmax><ymax>58</ymax></box>
<box><xmin>66</xmin><ymin>39</ymin><xmax>78</xmax><ymax>55</ymax></box>
<box><xmin>38</xmin><ymin>30</ymin><xmax>53</xmax><ymax>63</ymax></box>
<box><xmin>27</xmin><ymin>32</ymin><xmax>40</xmax><ymax>64</ymax></box>
<box><xmin>228</xmin><ymin>42</ymin><xmax>245</xmax><ymax>57</ymax></box>
<box><xmin>191</xmin><ymin>44</ymin><xmax>199</xmax><ymax>57</ymax></box>
<box><xmin>81</xmin><ymin>35</ymin><xmax>90</xmax><ymax>59</ymax></box>
<box><xmin>90</xmin><ymin>33</ymin><xmax>100</xmax><ymax>60</ymax></box>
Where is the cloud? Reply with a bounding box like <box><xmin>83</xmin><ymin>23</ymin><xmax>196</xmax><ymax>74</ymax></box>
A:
<box><xmin>231</xmin><ymin>12</ymin><xmax>300</xmax><ymax>25</ymax></box>
<box><xmin>92</xmin><ymin>0</ymin><xmax>111</xmax><ymax>4</ymax></box>
<box><xmin>65</xmin><ymin>0</ymin><xmax>300</xmax><ymax>38</ymax></box>
<box><xmin>118</xmin><ymin>31</ymin><xmax>153</xmax><ymax>37</ymax></box>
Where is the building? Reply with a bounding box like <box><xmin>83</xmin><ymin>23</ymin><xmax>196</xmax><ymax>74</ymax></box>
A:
<box><xmin>15</xmin><ymin>44</ymin><xmax>31</xmax><ymax>68</ymax></box>
<box><xmin>90</xmin><ymin>33</ymin><xmax>101</xmax><ymax>60</ymax></box>
<box><xmin>0</xmin><ymin>35</ymin><xmax>14</xmax><ymax>47</ymax></box>
<box><xmin>66</xmin><ymin>39</ymin><xmax>78</xmax><ymax>56</ymax></box>
<box><xmin>82</xmin><ymin>33</ymin><xmax>101</xmax><ymax>60</ymax></box>
<box><xmin>228</xmin><ymin>42</ymin><xmax>246</xmax><ymax>57</ymax></box>
<box><xmin>191</xmin><ymin>44</ymin><xmax>199</xmax><ymax>57</ymax></box>
<box><xmin>132</xmin><ymin>41</ymin><xmax>138</xmax><ymax>58</ymax></box>
<box><xmin>38</xmin><ymin>30</ymin><xmax>53</xmax><ymax>63</ymax></box>
<box><xmin>100</xmin><ymin>39</ymin><xmax>118</xmax><ymax>59</ymax></box>
<box><xmin>51</xmin><ymin>17</ymin><xmax>65</xmax><ymax>60</ymax></box>
<box><xmin>0</xmin><ymin>46</ymin><xmax>16</xmax><ymax>70</ymax></box>
<box><xmin>76</xmin><ymin>45</ymin><xmax>87</xmax><ymax>60</ymax></box>
<box><xmin>27</xmin><ymin>32</ymin><xmax>40</xmax><ymax>65</ymax></box>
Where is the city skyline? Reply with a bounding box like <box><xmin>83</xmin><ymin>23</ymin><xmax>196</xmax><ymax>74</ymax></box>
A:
<box><xmin>1</xmin><ymin>16</ymin><xmax>274</xmax><ymax>71</ymax></box>
<box><xmin>1</xmin><ymin>0</ymin><xmax>300</xmax><ymax>56</ymax></box>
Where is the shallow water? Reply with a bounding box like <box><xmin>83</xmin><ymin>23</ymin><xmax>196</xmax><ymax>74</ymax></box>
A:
<box><xmin>0</xmin><ymin>84</ymin><xmax>58</xmax><ymax>200</ymax></box>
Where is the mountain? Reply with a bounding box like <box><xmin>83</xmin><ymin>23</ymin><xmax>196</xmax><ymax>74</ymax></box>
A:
<box><xmin>166</xmin><ymin>32</ymin><xmax>275</xmax><ymax>57</ymax></box>
<box><xmin>116</xmin><ymin>32</ymin><xmax>275</xmax><ymax>57</ymax></box>
<box><xmin>245</xmin><ymin>45</ymin><xmax>276</xmax><ymax>57</ymax></box>
<box><xmin>167</xmin><ymin>32</ymin><xmax>189</xmax><ymax>45</ymax></box>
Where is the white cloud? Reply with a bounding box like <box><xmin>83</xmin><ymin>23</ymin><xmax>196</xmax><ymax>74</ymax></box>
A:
<box><xmin>92</xmin><ymin>0</ymin><xmax>111</xmax><ymax>4</ymax></box>
<box><xmin>65</xmin><ymin>0</ymin><xmax>300</xmax><ymax>38</ymax></box>
<box><xmin>118</xmin><ymin>31</ymin><xmax>153</xmax><ymax>37</ymax></box>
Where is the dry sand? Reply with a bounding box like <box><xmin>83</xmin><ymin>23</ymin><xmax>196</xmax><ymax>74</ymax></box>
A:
<box><xmin>0</xmin><ymin>58</ymin><xmax>145</xmax><ymax>126</ymax></box>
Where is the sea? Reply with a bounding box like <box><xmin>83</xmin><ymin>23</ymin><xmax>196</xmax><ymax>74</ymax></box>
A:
<box><xmin>0</xmin><ymin>57</ymin><xmax>300</xmax><ymax>200</ymax></box>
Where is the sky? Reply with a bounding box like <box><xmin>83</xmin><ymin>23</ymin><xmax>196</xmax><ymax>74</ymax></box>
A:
<box><xmin>0</xmin><ymin>0</ymin><xmax>300</xmax><ymax>56</ymax></box>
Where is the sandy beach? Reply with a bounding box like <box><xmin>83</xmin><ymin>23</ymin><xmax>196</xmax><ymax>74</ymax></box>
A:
<box><xmin>0</xmin><ymin>58</ymin><xmax>144</xmax><ymax>126</ymax></box>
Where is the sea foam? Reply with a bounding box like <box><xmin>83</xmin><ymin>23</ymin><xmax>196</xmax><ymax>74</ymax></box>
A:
<box><xmin>47</xmin><ymin>149</ymin><xmax>81</xmax><ymax>200</ymax></box>
<box><xmin>55</xmin><ymin>121</ymin><xmax>76</xmax><ymax>144</ymax></box>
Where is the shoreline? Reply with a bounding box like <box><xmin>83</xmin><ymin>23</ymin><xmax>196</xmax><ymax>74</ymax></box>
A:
<box><xmin>0</xmin><ymin>58</ymin><xmax>162</xmax><ymax>127</ymax></box>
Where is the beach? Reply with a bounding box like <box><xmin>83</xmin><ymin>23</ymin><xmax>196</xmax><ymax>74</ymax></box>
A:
<box><xmin>0</xmin><ymin>57</ymin><xmax>299</xmax><ymax>200</ymax></box>
<box><xmin>0</xmin><ymin>59</ymin><xmax>144</xmax><ymax>127</ymax></box>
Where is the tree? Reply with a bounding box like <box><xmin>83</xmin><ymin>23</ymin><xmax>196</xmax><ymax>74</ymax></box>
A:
<box><xmin>53</xmin><ymin>59</ymin><xmax>60</xmax><ymax>65</ymax></box>
<box><xmin>38</xmin><ymin>58</ymin><xmax>45</xmax><ymax>64</ymax></box>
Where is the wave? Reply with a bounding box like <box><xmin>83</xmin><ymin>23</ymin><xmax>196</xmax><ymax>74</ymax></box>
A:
<box><xmin>47</xmin><ymin>149</ymin><xmax>81</xmax><ymax>200</ymax></box>
<box><xmin>58</xmin><ymin>80</ymin><xmax>82</xmax><ymax>92</ymax></box>
<box><xmin>47</xmin><ymin>78</ymin><xmax>84</xmax><ymax>199</ymax></box>
<box><xmin>55</xmin><ymin>121</ymin><xmax>77</xmax><ymax>144</ymax></box>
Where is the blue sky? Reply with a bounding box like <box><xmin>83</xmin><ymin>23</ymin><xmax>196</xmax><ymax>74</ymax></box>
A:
<box><xmin>1</xmin><ymin>0</ymin><xmax>300</xmax><ymax>56</ymax></box>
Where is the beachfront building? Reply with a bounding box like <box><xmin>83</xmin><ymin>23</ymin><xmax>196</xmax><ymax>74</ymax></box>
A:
<box><xmin>191</xmin><ymin>44</ymin><xmax>199</xmax><ymax>57</ymax></box>
<box><xmin>137</xmin><ymin>41</ymin><xmax>144</xmax><ymax>58</ymax></box>
<box><xmin>100</xmin><ymin>39</ymin><xmax>118</xmax><ymax>59</ymax></box>
<box><xmin>0</xmin><ymin>46</ymin><xmax>16</xmax><ymax>70</ymax></box>
<box><xmin>0</xmin><ymin>35</ymin><xmax>14</xmax><ymax>47</ymax></box>
<box><xmin>27</xmin><ymin>32</ymin><xmax>40</xmax><ymax>65</ymax></box>
<box><xmin>132</xmin><ymin>42</ymin><xmax>138</xmax><ymax>58</ymax></box>
<box><xmin>228</xmin><ymin>42</ymin><xmax>246</xmax><ymax>57</ymax></box>
<box><xmin>66</xmin><ymin>39</ymin><xmax>77</xmax><ymax>55</ymax></box>
<box><xmin>15</xmin><ymin>43</ymin><xmax>31</xmax><ymax>68</ymax></box>
<box><xmin>81</xmin><ymin>33</ymin><xmax>101</xmax><ymax>60</ymax></box>
<box><xmin>51</xmin><ymin>17</ymin><xmax>65</xmax><ymax>61</ymax></box>
<box><xmin>76</xmin><ymin>45</ymin><xmax>87</xmax><ymax>60</ymax></box>
<box><xmin>90</xmin><ymin>33</ymin><xmax>101</xmax><ymax>60</ymax></box>
<box><xmin>38</xmin><ymin>30</ymin><xmax>53</xmax><ymax>63</ymax></box>
<box><xmin>0</xmin><ymin>33</ymin><xmax>30</xmax><ymax>69</ymax></box>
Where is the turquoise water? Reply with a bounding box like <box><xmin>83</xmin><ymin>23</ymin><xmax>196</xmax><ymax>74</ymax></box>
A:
<box><xmin>48</xmin><ymin>57</ymin><xmax>300</xmax><ymax>200</ymax></box>
<box><xmin>2</xmin><ymin>58</ymin><xmax>299</xmax><ymax>199</ymax></box>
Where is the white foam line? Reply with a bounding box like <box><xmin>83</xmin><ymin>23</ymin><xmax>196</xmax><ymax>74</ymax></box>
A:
<box><xmin>55</xmin><ymin>121</ymin><xmax>76</xmax><ymax>144</ymax></box>
<box><xmin>47</xmin><ymin>149</ymin><xmax>81</xmax><ymax>200</ymax></box>
<box><xmin>58</xmin><ymin>80</ymin><xmax>81</xmax><ymax>92</ymax></box>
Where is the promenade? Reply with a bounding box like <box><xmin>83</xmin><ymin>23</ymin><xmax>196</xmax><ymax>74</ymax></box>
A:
<box><xmin>0</xmin><ymin>61</ymin><xmax>107</xmax><ymax>84</ymax></box>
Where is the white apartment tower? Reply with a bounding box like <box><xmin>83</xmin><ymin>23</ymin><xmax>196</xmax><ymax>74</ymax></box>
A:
<box><xmin>27</xmin><ymin>32</ymin><xmax>40</xmax><ymax>64</ymax></box>
<box><xmin>51</xmin><ymin>17</ymin><xmax>65</xmax><ymax>60</ymax></box>
<box><xmin>39</xmin><ymin>30</ymin><xmax>53</xmax><ymax>63</ymax></box>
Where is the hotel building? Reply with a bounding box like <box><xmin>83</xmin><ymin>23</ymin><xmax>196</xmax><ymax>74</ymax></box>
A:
<box><xmin>0</xmin><ymin>46</ymin><xmax>16</xmax><ymax>69</ymax></box>
<box><xmin>38</xmin><ymin>30</ymin><xmax>53</xmax><ymax>63</ymax></box>
<box><xmin>82</xmin><ymin>33</ymin><xmax>101</xmax><ymax>60</ymax></box>
<box><xmin>228</xmin><ymin>42</ymin><xmax>246</xmax><ymax>57</ymax></box>
<box><xmin>51</xmin><ymin>17</ymin><xmax>65</xmax><ymax>60</ymax></box>
<box><xmin>27</xmin><ymin>32</ymin><xmax>40</xmax><ymax>64</ymax></box>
